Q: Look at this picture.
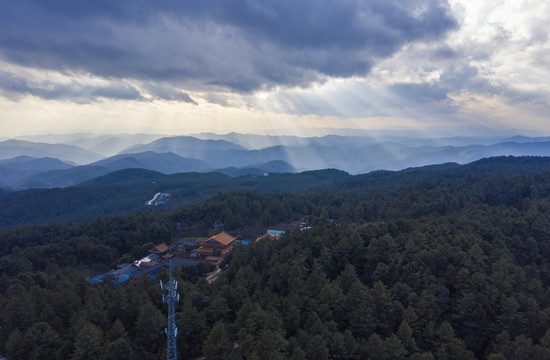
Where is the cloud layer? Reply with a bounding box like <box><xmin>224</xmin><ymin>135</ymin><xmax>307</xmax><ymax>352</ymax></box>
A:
<box><xmin>0</xmin><ymin>0</ymin><xmax>548</xmax><ymax>136</ymax></box>
<box><xmin>0</xmin><ymin>0</ymin><xmax>456</xmax><ymax>96</ymax></box>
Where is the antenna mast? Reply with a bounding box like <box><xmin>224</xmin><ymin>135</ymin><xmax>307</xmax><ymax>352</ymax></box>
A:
<box><xmin>162</xmin><ymin>261</ymin><xmax>180</xmax><ymax>360</ymax></box>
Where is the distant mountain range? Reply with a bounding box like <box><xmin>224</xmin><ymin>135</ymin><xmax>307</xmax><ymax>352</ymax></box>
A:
<box><xmin>121</xmin><ymin>136</ymin><xmax>247</xmax><ymax>158</ymax></box>
<box><xmin>7</xmin><ymin>151</ymin><xmax>294</xmax><ymax>189</ymax></box>
<box><xmin>4</xmin><ymin>133</ymin><xmax>550</xmax><ymax>189</ymax></box>
<box><xmin>0</xmin><ymin>156</ymin><xmax>73</xmax><ymax>188</ymax></box>
<box><xmin>91</xmin><ymin>151</ymin><xmax>209</xmax><ymax>174</ymax></box>
<box><xmin>2</xmin><ymin>155</ymin><xmax>550</xmax><ymax>229</ymax></box>
<box><xmin>120</xmin><ymin>135</ymin><xmax>550</xmax><ymax>174</ymax></box>
<box><xmin>14</xmin><ymin>133</ymin><xmax>166</xmax><ymax>157</ymax></box>
<box><xmin>0</xmin><ymin>139</ymin><xmax>103</xmax><ymax>164</ymax></box>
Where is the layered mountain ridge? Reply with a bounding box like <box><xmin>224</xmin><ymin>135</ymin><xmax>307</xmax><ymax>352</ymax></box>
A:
<box><xmin>4</xmin><ymin>133</ymin><xmax>550</xmax><ymax>189</ymax></box>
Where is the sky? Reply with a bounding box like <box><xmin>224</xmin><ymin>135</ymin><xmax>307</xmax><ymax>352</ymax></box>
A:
<box><xmin>0</xmin><ymin>0</ymin><xmax>549</xmax><ymax>138</ymax></box>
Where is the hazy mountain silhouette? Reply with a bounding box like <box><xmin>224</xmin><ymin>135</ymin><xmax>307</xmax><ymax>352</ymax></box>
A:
<box><xmin>90</xmin><ymin>151</ymin><xmax>209</xmax><ymax>174</ymax></box>
<box><xmin>0</xmin><ymin>139</ymin><xmax>103</xmax><ymax>164</ymax></box>
<box><xmin>0</xmin><ymin>156</ymin><xmax>73</xmax><ymax>188</ymax></box>
<box><xmin>121</xmin><ymin>136</ymin><xmax>246</xmax><ymax>159</ymax></box>
<box><xmin>20</xmin><ymin>152</ymin><xmax>210</xmax><ymax>188</ymax></box>
<box><xmin>6</xmin><ymin>134</ymin><xmax>550</xmax><ymax>189</ymax></box>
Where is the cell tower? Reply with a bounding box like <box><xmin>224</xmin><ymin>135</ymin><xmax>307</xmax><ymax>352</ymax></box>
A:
<box><xmin>160</xmin><ymin>262</ymin><xmax>180</xmax><ymax>360</ymax></box>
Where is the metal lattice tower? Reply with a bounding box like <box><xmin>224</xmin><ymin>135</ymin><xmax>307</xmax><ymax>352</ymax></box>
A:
<box><xmin>161</xmin><ymin>262</ymin><xmax>180</xmax><ymax>360</ymax></box>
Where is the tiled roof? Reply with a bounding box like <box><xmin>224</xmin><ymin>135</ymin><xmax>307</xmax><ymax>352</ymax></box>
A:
<box><xmin>206</xmin><ymin>232</ymin><xmax>236</xmax><ymax>246</ymax></box>
<box><xmin>150</xmin><ymin>243</ymin><xmax>169</xmax><ymax>253</ymax></box>
<box><xmin>195</xmin><ymin>246</ymin><xmax>215</xmax><ymax>254</ymax></box>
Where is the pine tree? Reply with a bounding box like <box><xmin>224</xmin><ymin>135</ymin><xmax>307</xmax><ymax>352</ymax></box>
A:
<box><xmin>202</xmin><ymin>322</ymin><xmax>233</xmax><ymax>360</ymax></box>
<box><xmin>71</xmin><ymin>321</ymin><xmax>104</xmax><ymax>360</ymax></box>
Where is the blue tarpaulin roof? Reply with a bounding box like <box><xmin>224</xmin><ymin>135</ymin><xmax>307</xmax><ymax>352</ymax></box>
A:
<box><xmin>235</xmin><ymin>240</ymin><xmax>251</xmax><ymax>246</ymax></box>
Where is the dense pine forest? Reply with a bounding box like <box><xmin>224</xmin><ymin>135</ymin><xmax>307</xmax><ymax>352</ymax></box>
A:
<box><xmin>0</xmin><ymin>169</ymin><xmax>349</xmax><ymax>229</ymax></box>
<box><xmin>2</xmin><ymin>156</ymin><xmax>550</xmax><ymax>359</ymax></box>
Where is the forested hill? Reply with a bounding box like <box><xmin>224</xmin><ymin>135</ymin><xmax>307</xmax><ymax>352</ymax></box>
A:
<box><xmin>0</xmin><ymin>187</ymin><xmax>10</xmax><ymax>198</ymax></box>
<box><xmin>1</xmin><ymin>156</ymin><xmax>550</xmax><ymax>230</ymax></box>
<box><xmin>0</xmin><ymin>168</ymin><xmax>349</xmax><ymax>229</ymax></box>
<box><xmin>2</xmin><ymin>156</ymin><xmax>550</xmax><ymax>358</ymax></box>
<box><xmin>333</xmin><ymin>156</ymin><xmax>550</xmax><ymax>190</ymax></box>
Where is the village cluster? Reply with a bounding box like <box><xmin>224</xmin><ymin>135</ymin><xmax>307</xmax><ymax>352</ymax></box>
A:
<box><xmin>89</xmin><ymin>229</ymin><xmax>287</xmax><ymax>286</ymax></box>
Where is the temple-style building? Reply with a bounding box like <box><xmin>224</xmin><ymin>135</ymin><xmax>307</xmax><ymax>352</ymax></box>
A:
<box><xmin>194</xmin><ymin>231</ymin><xmax>236</xmax><ymax>259</ymax></box>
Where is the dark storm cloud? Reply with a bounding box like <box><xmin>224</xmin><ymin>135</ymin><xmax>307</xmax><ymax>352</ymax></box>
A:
<box><xmin>0</xmin><ymin>71</ymin><xmax>143</xmax><ymax>102</ymax></box>
<box><xmin>0</xmin><ymin>0</ymin><xmax>457</xmax><ymax>98</ymax></box>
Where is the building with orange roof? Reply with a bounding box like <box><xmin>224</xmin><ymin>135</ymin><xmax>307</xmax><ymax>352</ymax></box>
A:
<box><xmin>149</xmin><ymin>243</ymin><xmax>170</xmax><ymax>254</ymax></box>
<box><xmin>194</xmin><ymin>231</ymin><xmax>236</xmax><ymax>259</ymax></box>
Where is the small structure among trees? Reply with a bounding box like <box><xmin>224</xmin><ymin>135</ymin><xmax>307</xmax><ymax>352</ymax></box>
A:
<box><xmin>149</xmin><ymin>243</ymin><xmax>170</xmax><ymax>255</ymax></box>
